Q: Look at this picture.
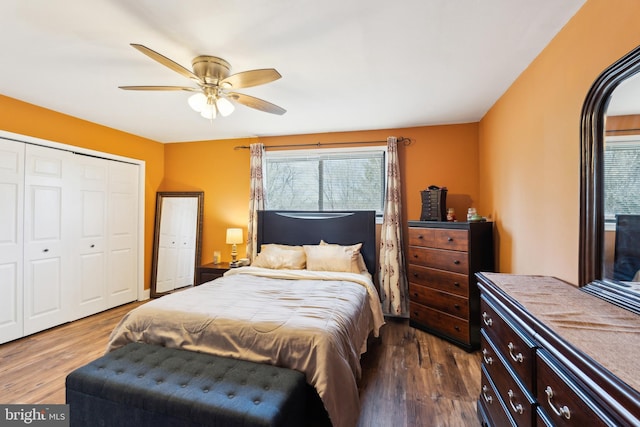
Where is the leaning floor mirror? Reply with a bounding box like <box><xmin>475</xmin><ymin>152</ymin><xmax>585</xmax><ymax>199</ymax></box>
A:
<box><xmin>150</xmin><ymin>191</ymin><xmax>204</xmax><ymax>298</ymax></box>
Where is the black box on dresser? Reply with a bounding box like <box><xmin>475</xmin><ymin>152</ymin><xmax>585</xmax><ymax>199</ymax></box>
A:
<box><xmin>407</xmin><ymin>220</ymin><xmax>494</xmax><ymax>351</ymax></box>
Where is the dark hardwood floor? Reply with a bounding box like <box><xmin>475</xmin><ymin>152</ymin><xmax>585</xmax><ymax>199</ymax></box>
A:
<box><xmin>0</xmin><ymin>302</ymin><xmax>481</xmax><ymax>426</ymax></box>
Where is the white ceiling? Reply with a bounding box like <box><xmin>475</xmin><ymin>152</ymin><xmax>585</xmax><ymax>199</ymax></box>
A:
<box><xmin>0</xmin><ymin>0</ymin><xmax>587</xmax><ymax>143</ymax></box>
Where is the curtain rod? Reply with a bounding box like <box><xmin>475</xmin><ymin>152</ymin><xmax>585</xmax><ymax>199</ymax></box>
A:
<box><xmin>233</xmin><ymin>136</ymin><xmax>410</xmax><ymax>150</ymax></box>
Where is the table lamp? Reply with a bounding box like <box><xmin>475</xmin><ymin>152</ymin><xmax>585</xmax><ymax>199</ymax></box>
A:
<box><xmin>226</xmin><ymin>228</ymin><xmax>243</xmax><ymax>267</ymax></box>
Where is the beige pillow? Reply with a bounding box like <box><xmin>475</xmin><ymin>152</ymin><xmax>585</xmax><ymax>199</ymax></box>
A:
<box><xmin>305</xmin><ymin>242</ymin><xmax>364</xmax><ymax>273</ymax></box>
<box><xmin>319</xmin><ymin>240</ymin><xmax>367</xmax><ymax>273</ymax></box>
<box><xmin>252</xmin><ymin>244</ymin><xmax>306</xmax><ymax>269</ymax></box>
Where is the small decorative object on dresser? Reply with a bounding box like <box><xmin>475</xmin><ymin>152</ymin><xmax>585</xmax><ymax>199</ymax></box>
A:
<box><xmin>196</xmin><ymin>262</ymin><xmax>230</xmax><ymax>285</ymax></box>
<box><xmin>407</xmin><ymin>220</ymin><xmax>494</xmax><ymax>351</ymax></box>
<box><xmin>476</xmin><ymin>273</ymin><xmax>640</xmax><ymax>427</ymax></box>
<box><xmin>420</xmin><ymin>185</ymin><xmax>448</xmax><ymax>221</ymax></box>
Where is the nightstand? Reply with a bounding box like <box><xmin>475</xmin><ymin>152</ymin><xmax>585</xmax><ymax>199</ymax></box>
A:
<box><xmin>196</xmin><ymin>262</ymin><xmax>231</xmax><ymax>285</ymax></box>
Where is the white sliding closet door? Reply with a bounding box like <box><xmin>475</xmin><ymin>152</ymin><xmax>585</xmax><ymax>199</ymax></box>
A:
<box><xmin>73</xmin><ymin>155</ymin><xmax>108</xmax><ymax>319</ymax></box>
<box><xmin>0</xmin><ymin>132</ymin><xmax>142</xmax><ymax>344</ymax></box>
<box><xmin>0</xmin><ymin>139</ymin><xmax>25</xmax><ymax>343</ymax></box>
<box><xmin>23</xmin><ymin>144</ymin><xmax>74</xmax><ymax>335</ymax></box>
<box><xmin>107</xmin><ymin>161</ymin><xmax>139</xmax><ymax>307</ymax></box>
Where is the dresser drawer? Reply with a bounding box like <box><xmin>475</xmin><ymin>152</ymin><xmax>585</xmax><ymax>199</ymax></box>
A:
<box><xmin>483</xmin><ymin>340</ymin><xmax>535</xmax><ymax>427</ymax></box>
<box><xmin>408</xmin><ymin>246</ymin><xmax>468</xmax><ymax>274</ymax></box>
<box><xmin>480</xmin><ymin>365</ymin><xmax>516</xmax><ymax>427</ymax></box>
<box><xmin>536</xmin><ymin>350</ymin><xmax>611</xmax><ymax>427</ymax></box>
<box><xmin>409</xmin><ymin>283</ymin><xmax>469</xmax><ymax>318</ymax></box>
<box><xmin>410</xmin><ymin>301</ymin><xmax>470</xmax><ymax>343</ymax></box>
<box><xmin>480</xmin><ymin>296</ymin><xmax>536</xmax><ymax>390</ymax></box>
<box><xmin>536</xmin><ymin>407</ymin><xmax>554</xmax><ymax>427</ymax></box>
<box><xmin>407</xmin><ymin>264</ymin><xmax>468</xmax><ymax>297</ymax></box>
<box><xmin>408</xmin><ymin>227</ymin><xmax>468</xmax><ymax>251</ymax></box>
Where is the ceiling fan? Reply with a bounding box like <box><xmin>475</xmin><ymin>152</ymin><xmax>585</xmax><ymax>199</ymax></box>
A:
<box><xmin>119</xmin><ymin>44</ymin><xmax>286</xmax><ymax>120</ymax></box>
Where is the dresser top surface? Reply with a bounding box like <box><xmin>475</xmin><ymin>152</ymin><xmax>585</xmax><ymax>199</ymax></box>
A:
<box><xmin>480</xmin><ymin>272</ymin><xmax>640</xmax><ymax>392</ymax></box>
<box><xmin>408</xmin><ymin>220</ymin><xmax>492</xmax><ymax>229</ymax></box>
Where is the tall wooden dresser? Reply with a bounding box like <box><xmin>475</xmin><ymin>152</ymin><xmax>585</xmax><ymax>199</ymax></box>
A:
<box><xmin>407</xmin><ymin>220</ymin><xmax>494</xmax><ymax>351</ymax></box>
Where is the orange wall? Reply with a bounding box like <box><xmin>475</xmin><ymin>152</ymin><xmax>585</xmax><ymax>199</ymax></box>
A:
<box><xmin>161</xmin><ymin>137</ymin><xmax>257</xmax><ymax>263</ymax></box>
<box><xmin>162</xmin><ymin>124</ymin><xmax>480</xmax><ymax>265</ymax></box>
<box><xmin>478</xmin><ymin>0</ymin><xmax>640</xmax><ymax>283</ymax></box>
<box><xmin>0</xmin><ymin>95</ymin><xmax>165</xmax><ymax>290</ymax></box>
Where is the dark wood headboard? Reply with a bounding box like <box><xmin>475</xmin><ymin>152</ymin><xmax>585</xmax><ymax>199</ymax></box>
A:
<box><xmin>256</xmin><ymin>210</ymin><xmax>377</xmax><ymax>275</ymax></box>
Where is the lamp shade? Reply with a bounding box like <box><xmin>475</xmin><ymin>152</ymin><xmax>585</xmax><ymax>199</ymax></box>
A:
<box><xmin>226</xmin><ymin>228</ymin><xmax>243</xmax><ymax>244</ymax></box>
<box><xmin>188</xmin><ymin>93</ymin><xmax>207</xmax><ymax>112</ymax></box>
<box><xmin>200</xmin><ymin>103</ymin><xmax>216</xmax><ymax>119</ymax></box>
<box><xmin>216</xmin><ymin>97</ymin><xmax>235</xmax><ymax>117</ymax></box>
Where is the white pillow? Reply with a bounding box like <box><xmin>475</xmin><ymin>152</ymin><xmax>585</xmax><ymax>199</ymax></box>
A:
<box><xmin>303</xmin><ymin>245</ymin><xmax>351</xmax><ymax>272</ymax></box>
<box><xmin>320</xmin><ymin>240</ymin><xmax>368</xmax><ymax>273</ymax></box>
<box><xmin>252</xmin><ymin>244</ymin><xmax>306</xmax><ymax>270</ymax></box>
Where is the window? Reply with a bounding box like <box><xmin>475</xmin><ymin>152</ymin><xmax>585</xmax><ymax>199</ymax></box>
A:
<box><xmin>264</xmin><ymin>147</ymin><xmax>386</xmax><ymax>218</ymax></box>
<box><xmin>604</xmin><ymin>136</ymin><xmax>640</xmax><ymax>225</ymax></box>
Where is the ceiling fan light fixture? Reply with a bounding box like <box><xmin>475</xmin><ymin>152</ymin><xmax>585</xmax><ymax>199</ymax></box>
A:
<box><xmin>200</xmin><ymin>103</ymin><xmax>216</xmax><ymax>119</ymax></box>
<box><xmin>216</xmin><ymin>97</ymin><xmax>235</xmax><ymax>117</ymax></box>
<box><xmin>188</xmin><ymin>92</ymin><xmax>207</xmax><ymax>112</ymax></box>
<box><xmin>121</xmin><ymin>45</ymin><xmax>285</xmax><ymax>119</ymax></box>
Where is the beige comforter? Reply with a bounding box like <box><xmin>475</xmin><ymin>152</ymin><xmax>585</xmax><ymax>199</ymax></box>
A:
<box><xmin>106</xmin><ymin>267</ymin><xmax>385</xmax><ymax>427</ymax></box>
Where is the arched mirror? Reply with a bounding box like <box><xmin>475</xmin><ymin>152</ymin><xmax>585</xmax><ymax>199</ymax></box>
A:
<box><xmin>580</xmin><ymin>45</ymin><xmax>640</xmax><ymax>313</ymax></box>
<box><xmin>150</xmin><ymin>191</ymin><xmax>204</xmax><ymax>298</ymax></box>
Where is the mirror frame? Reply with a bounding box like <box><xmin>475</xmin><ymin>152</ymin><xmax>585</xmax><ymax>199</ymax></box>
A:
<box><xmin>579</xmin><ymin>45</ymin><xmax>640</xmax><ymax>285</ymax></box>
<box><xmin>150</xmin><ymin>191</ymin><xmax>204</xmax><ymax>298</ymax></box>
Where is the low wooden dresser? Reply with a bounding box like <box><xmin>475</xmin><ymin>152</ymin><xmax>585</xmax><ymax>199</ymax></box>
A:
<box><xmin>407</xmin><ymin>220</ymin><xmax>494</xmax><ymax>351</ymax></box>
<box><xmin>476</xmin><ymin>273</ymin><xmax>640</xmax><ymax>427</ymax></box>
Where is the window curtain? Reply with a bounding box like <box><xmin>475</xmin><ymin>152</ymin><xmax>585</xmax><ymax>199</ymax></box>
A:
<box><xmin>247</xmin><ymin>143</ymin><xmax>265</xmax><ymax>261</ymax></box>
<box><xmin>379</xmin><ymin>136</ymin><xmax>409</xmax><ymax>317</ymax></box>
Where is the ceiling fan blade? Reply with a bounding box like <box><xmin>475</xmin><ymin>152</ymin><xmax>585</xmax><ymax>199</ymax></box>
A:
<box><xmin>119</xmin><ymin>85</ymin><xmax>198</xmax><ymax>91</ymax></box>
<box><xmin>130</xmin><ymin>44</ymin><xmax>200</xmax><ymax>82</ymax></box>
<box><xmin>221</xmin><ymin>69</ymin><xmax>281</xmax><ymax>89</ymax></box>
<box><xmin>228</xmin><ymin>92</ymin><xmax>286</xmax><ymax>115</ymax></box>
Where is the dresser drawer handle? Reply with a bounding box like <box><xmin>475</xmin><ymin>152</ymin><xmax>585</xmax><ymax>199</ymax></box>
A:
<box><xmin>453</xmin><ymin>281</ymin><xmax>460</xmax><ymax>287</ymax></box>
<box><xmin>507</xmin><ymin>389</ymin><xmax>524</xmax><ymax>415</ymax></box>
<box><xmin>507</xmin><ymin>342</ymin><xmax>524</xmax><ymax>363</ymax></box>
<box><xmin>482</xmin><ymin>349</ymin><xmax>493</xmax><ymax>365</ymax></box>
<box><xmin>482</xmin><ymin>312</ymin><xmax>493</xmax><ymax>327</ymax></box>
<box><xmin>453</xmin><ymin>260</ymin><xmax>460</xmax><ymax>265</ymax></box>
<box><xmin>481</xmin><ymin>385</ymin><xmax>493</xmax><ymax>404</ymax></box>
<box><xmin>417</xmin><ymin>234</ymin><xmax>424</xmax><ymax>239</ymax></box>
<box><xmin>447</xmin><ymin>237</ymin><xmax>453</xmax><ymax>242</ymax></box>
<box><xmin>413</xmin><ymin>292</ymin><xmax>419</xmax><ymax>298</ymax></box>
<box><xmin>454</xmin><ymin>325</ymin><xmax>460</xmax><ymax>331</ymax></box>
<box><xmin>454</xmin><ymin>304</ymin><xmax>460</xmax><ymax>310</ymax></box>
<box><xmin>545</xmin><ymin>386</ymin><xmax>571</xmax><ymax>420</ymax></box>
<box><xmin>413</xmin><ymin>272</ymin><xmax>419</xmax><ymax>278</ymax></box>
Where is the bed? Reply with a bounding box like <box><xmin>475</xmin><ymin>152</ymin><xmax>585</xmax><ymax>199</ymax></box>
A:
<box><xmin>106</xmin><ymin>210</ymin><xmax>385</xmax><ymax>427</ymax></box>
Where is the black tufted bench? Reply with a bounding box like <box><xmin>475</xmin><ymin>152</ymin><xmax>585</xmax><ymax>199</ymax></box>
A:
<box><xmin>66</xmin><ymin>342</ymin><xmax>306</xmax><ymax>427</ymax></box>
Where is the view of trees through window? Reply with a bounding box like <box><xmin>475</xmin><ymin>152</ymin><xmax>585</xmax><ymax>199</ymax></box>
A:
<box><xmin>264</xmin><ymin>149</ymin><xmax>385</xmax><ymax>215</ymax></box>
<box><xmin>604</xmin><ymin>139</ymin><xmax>640</xmax><ymax>221</ymax></box>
